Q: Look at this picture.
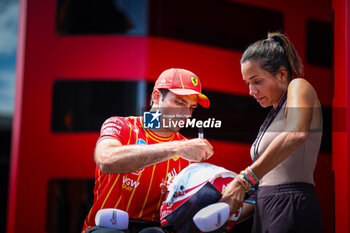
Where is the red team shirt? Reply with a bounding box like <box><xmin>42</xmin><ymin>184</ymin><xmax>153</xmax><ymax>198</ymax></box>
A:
<box><xmin>82</xmin><ymin>116</ymin><xmax>191</xmax><ymax>232</ymax></box>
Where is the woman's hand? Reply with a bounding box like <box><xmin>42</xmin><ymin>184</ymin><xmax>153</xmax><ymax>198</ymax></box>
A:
<box><xmin>219</xmin><ymin>179</ymin><xmax>247</xmax><ymax>213</ymax></box>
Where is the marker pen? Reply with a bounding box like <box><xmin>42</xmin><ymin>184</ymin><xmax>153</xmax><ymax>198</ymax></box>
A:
<box><xmin>198</xmin><ymin>127</ymin><xmax>204</xmax><ymax>139</ymax></box>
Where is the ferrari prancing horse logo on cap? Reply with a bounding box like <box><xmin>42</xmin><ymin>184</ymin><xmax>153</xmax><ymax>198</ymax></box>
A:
<box><xmin>191</xmin><ymin>76</ymin><xmax>198</xmax><ymax>86</ymax></box>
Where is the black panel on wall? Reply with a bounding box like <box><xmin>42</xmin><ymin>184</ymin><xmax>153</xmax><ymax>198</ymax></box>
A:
<box><xmin>149</xmin><ymin>0</ymin><xmax>284</xmax><ymax>51</ymax></box>
<box><xmin>306</xmin><ymin>19</ymin><xmax>332</xmax><ymax>68</ymax></box>
<box><xmin>52</xmin><ymin>80</ymin><xmax>142</xmax><ymax>132</ymax></box>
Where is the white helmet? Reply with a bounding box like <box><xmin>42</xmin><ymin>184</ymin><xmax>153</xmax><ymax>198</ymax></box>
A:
<box><xmin>160</xmin><ymin>163</ymin><xmax>252</xmax><ymax>232</ymax></box>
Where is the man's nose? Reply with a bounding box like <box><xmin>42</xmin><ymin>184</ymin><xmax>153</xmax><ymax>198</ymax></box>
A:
<box><xmin>180</xmin><ymin>107</ymin><xmax>192</xmax><ymax>118</ymax></box>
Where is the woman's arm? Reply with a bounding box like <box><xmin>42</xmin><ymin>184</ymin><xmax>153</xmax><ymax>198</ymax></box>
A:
<box><xmin>251</xmin><ymin>78</ymin><xmax>318</xmax><ymax>178</ymax></box>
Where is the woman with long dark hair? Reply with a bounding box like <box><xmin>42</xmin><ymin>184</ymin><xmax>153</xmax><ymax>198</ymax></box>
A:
<box><xmin>221</xmin><ymin>32</ymin><xmax>323</xmax><ymax>233</ymax></box>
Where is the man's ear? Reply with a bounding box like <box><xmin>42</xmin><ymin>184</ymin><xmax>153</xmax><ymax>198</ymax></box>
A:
<box><xmin>152</xmin><ymin>90</ymin><xmax>161</xmax><ymax>105</ymax></box>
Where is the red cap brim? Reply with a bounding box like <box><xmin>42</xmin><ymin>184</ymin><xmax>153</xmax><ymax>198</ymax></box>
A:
<box><xmin>169</xmin><ymin>89</ymin><xmax>210</xmax><ymax>108</ymax></box>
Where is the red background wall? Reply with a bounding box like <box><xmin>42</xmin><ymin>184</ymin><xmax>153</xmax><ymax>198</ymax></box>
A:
<box><xmin>332</xmin><ymin>0</ymin><xmax>350</xmax><ymax>232</ymax></box>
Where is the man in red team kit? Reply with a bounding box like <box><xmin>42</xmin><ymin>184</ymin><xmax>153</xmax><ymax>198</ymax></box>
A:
<box><xmin>82</xmin><ymin>68</ymin><xmax>214</xmax><ymax>233</ymax></box>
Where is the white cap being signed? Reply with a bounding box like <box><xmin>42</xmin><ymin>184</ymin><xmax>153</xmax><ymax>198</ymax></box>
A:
<box><xmin>193</xmin><ymin>202</ymin><xmax>230</xmax><ymax>232</ymax></box>
<box><xmin>95</xmin><ymin>208</ymin><xmax>129</xmax><ymax>230</ymax></box>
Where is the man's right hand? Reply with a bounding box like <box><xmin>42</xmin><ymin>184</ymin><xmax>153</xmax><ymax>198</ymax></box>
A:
<box><xmin>176</xmin><ymin>138</ymin><xmax>214</xmax><ymax>162</ymax></box>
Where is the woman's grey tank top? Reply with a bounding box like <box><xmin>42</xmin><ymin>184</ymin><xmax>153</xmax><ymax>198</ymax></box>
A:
<box><xmin>250</xmin><ymin>102</ymin><xmax>323</xmax><ymax>186</ymax></box>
